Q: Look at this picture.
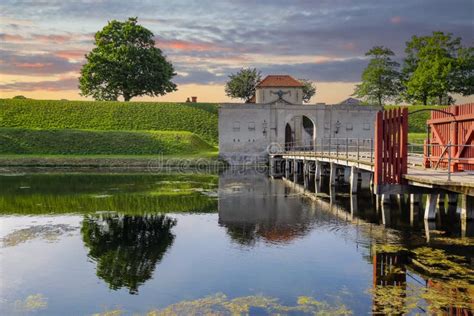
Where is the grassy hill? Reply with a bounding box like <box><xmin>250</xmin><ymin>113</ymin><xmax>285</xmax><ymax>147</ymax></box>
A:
<box><xmin>0</xmin><ymin>128</ymin><xmax>215</xmax><ymax>155</ymax></box>
<box><xmin>0</xmin><ymin>99</ymin><xmax>219</xmax><ymax>144</ymax></box>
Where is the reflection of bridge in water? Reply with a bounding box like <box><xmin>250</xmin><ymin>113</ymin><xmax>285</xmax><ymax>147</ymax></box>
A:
<box><xmin>218</xmin><ymin>170</ymin><xmax>474</xmax><ymax>314</ymax></box>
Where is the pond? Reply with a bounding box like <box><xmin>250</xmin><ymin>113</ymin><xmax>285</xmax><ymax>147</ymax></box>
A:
<box><xmin>0</xmin><ymin>171</ymin><xmax>473</xmax><ymax>315</ymax></box>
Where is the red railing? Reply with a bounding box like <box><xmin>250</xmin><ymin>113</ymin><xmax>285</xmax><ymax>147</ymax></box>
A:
<box><xmin>424</xmin><ymin>103</ymin><xmax>474</xmax><ymax>172</ymax></box>
<box><xmin>374</xmin><ymin>108</ymin><xmax>408</xmax><ymax>187</ymax></box>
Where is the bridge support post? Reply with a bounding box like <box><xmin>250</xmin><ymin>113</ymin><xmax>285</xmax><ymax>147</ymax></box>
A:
<box><xmin>459</xmin><ymin>195</ymin><xmax>474</xmax><ymax>220</ymax></box>
<box><xmin>410</xmin><ymin>194</ymin><xmax>421</xmax><ymax>226</ymax></box>
<box><xmin>329</xmin><ymin>162</ymin><xmax>337</xmax><ymax>186</ymax></box>
<box><xmin>350</xmin><ymin>193</ymin><xmax>358</xmax><ymax>220</ymax></box>
<box><xmin>343</xmin><ymin>167</ymin><xmax>351</xmax><ymax>184</ymax></box>
<box><xmin>360</xmin><ymin>171</ymin><xmax>372</xmax><ymax>189</ymax></box>
<box><xmin>303</xmin><ymin>161</ymin><xmax>308</xmax><ymax>190</ymax></box>
<box><xmin>350</xmin><ymin>166</ymin><xmax>359</xmax><ymax>194</ymax></box>
<box><xmin>293</xmin><ymin>159</ymin><xmax>298</xmax><ymax>183</ymax></box>
<box><xmin>424</xmin><ymin>194</ymin><xmax>439</xmax><ymax>220</ymax></box>
<box><xmin>284</xmin><ymin>159</ymin><xmax>290</xmax><ymax>179</ymax></box>
<box><xmin>314</xmin><ymin>161</ymin><xmax>322</xmax><ymax>194</ymax></box>
<box><xmin>447</xmin><ymin>194</ymin><xmax>458</xmax><ymax>205</ymax></box>
<box><xmin>381</xmin><ymin>203</ymin><xmax>391</xmax><ymax>226</ymax></box>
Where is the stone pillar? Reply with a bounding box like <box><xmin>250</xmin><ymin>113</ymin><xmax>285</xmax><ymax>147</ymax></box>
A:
<box><xmin>350</xmin><ymin>166</ymin><xmax>359</xmax><ymax>194</ymax></box>
<box><xmin>424</xmin><ymin>194</ymin><xmax>439</xmax><ymax>220</ymax></box>
<box><xmin>285</xmin><ymin>159</ymin><xmax>290</xmax><ymax>179</ymax></box>
<box><xmin>314</xmin><ymin>160</ymin><xmax>321</xmax><ymax>194</ymax></box>
<box><xmin>343</xmin><ymin>167</ymin><xmax>351</xmax><ymax>184</ymax></box>
<box><xmin>293</xmin><ymin>159</ymin><xmax>298</xmax><ymax>183</ymax></box>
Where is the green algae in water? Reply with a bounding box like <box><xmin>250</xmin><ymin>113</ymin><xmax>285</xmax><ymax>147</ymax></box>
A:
<box><xmin>92</xmin><ymin>293</ymin><xmax>353</xmax><ymax>316</ymax></box>
<box><xmin>14</xmin><ymin>294</ymin><xmax>48</xmax><ymax>312</ymax></box>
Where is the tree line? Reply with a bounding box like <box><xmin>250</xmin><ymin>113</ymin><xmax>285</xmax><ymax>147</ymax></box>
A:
<box><xmin>354</xmin><ymin>31</ymin><xmax>473</xmax><ymax>106</ymax></box>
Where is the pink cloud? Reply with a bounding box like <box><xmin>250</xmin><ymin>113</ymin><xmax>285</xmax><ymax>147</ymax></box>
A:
<box><xmin>390</xmin><ymin>16</ymin><xmax>402</xmax><ymax>24</ymax></box>
<box><xmin>14</xmin><ymin>62</ymin><xmax>53</xmax><ymax>69</ymax></box>
<box><xmin>156</xmin><ymin>38</ymin><xmax>227</xmax><ymax>52</ymax></box>
<box><xmin>342</xmin><ymin>42</ymin><xmax>356</xmax><ymax>51</ymax></box>
<box><xmin>0</xmin><ymin>33</ymin><xmax>28</xmax><ymax>42</ymax></box>
<box><xmin>54</xmin><ymin>50</ymin><xmax>88</xmax><ymax>61</ymax></box>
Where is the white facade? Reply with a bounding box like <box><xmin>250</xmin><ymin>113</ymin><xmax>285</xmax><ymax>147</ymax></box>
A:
<box><xmin>219</xmin><ymin>101</ymin><xmax>381</xmax><ymax>164</ymax></box>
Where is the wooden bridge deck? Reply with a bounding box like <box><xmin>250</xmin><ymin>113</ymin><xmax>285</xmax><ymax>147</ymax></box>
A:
<box><xmin>272</xmin><ymin>151</ymin><xmax>474</xmax><ymax>196</ymax></box>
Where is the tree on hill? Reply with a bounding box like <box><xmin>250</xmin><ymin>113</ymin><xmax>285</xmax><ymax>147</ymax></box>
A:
<box><xmin>299</xmin><ymin>79</ymin><xmax>316</xmax><ymax>103</ymax></box>
<box><xmin>225</xmin><ymin>68</ymin><xmax>261</xmax><ymax>103</ymax></box>
<box><xmin>79</xmin><ymin>17</ymin><xmax>177</xmax><ymax>101</ymax></box>
<box><xmin>402</xmin><ymin>31</ymin><xmax>472</xmax><ymax>105</ymax></box>
<box><xmin>353</xmin><ymin>46</ymin><xmax>402</xmax><ymax>106</ymax></box>
<box><xmin>12</xmin><ymin>95</ymin><xmax>27</xmax><ymax>99</ymax></box>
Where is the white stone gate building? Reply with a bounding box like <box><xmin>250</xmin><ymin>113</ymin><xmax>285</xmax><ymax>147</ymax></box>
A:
<box><xmin>219</xmin><ymin>75</ymin><xmax>381</xmax><ymax>164</ymax></box>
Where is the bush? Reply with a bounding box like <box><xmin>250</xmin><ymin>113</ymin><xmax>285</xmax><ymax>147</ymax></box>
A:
<box><xmin>0</xmin><ymin>99</ymin><xmax>219</xmax><ymax>144</ymax></box>
<box><xmin>0</xmin><ymin>128</ymin><xmax>215</xmax><ymax>155</ymax></box>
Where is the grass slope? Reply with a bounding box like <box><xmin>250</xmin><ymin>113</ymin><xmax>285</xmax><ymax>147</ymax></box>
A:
<box><xmin>0</xmin><ymin>128</ymin><xmax>216</xmax><ymax>156</ymax></box>
<box><xmin>0</xmin><ymin>99</ymin><xmax>219</xmax><ymax>144</ymax></box>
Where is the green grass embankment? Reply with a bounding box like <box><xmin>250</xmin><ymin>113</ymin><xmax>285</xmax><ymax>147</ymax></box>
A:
<box><xmin>0</xmin><ymin>128</ymin><xmax>215</xmax><ymax>156</ymax></box>
<box><xmin>0</xmin><ymin>99</ymin><xmax>219</xmax><ymax>144</ymax></box>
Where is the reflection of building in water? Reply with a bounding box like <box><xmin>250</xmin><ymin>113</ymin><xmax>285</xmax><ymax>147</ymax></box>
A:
<box><xmin>82</xmin><ymin>214</ymin><xmax>176</xmax><ymax>294</ymax></box>
<box><xmin>372</xmin><ymin>249</ymin><xmax>407</xmax><ymax>315</ymax></box>
<box><xmin>218</xmin><ymin>170</ymin><xmax>317</xmax><ymax>245</ymax></box>
<box><xmin>426</xmin><ymin>280</ymin><xmax>474</xmax><ymax>315</ymax></box>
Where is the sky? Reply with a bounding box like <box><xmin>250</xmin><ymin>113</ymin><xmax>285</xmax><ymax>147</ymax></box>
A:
<box><xmin>0</xmin><ymin>0</ymin><xmax>473</xmax><ymax>104</ymax></box>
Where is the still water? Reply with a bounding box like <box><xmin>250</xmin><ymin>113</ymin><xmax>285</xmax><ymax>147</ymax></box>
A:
<box><xmin>0</xmin><ymin>171</ymin><xmax>472</xmax><ymax>315</ymax></box>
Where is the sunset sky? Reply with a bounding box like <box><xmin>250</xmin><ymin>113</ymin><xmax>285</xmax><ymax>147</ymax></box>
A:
<box><xmin>1</xmin><ymin>0</ymin><xmax>473</xmax><ymax>104</ymax></box>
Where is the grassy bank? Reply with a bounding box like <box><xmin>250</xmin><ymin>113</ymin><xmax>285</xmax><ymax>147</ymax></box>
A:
<box><xmin>0</xmin><ymin>99</ymin><xmax>219</xmax><ymax>144</ymax></box>
<box><xmin>385</xmin><ymin>105</ymin><xmax>444</xmax><ymax>133</ymax></box>
<box><xmin>0</xmin><ymin>128</ymin><xmax>216</xmax><ymax>155</ymax></box>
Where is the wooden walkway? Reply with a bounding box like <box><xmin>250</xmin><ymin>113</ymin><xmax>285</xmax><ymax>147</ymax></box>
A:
<box><xmin>271</xmin><ymin>150</ymin><xmax>474</xmax><ymax>196</ymax></box>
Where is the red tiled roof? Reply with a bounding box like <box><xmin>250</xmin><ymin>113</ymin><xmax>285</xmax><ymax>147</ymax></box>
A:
<box><xmin>256</xmin><ymin>75</ymin><xmax>304</xmax><ymax>88</ymax></box>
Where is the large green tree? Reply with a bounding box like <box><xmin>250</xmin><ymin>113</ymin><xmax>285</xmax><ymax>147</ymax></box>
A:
<box><xmin>402</xmin><ymin>31</ymin><xmax>472</xmax><ymax>105</ymax></box>
<box><xmin>79</xmin><ymin>17</ymin><xmax>177</xmax><ymax>101</ymax></box>
<box><xmin>225</xmin><ymin>68</ymin><xmax>261</xmax><ymax>102</ymax></box>
<box><xmin>353</xmin><ymin>46</ymin><xmax>402</xmax><ymax>106</ymax></box>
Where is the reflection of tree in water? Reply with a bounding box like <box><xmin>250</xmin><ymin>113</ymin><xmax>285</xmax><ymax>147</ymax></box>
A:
<box><xmin>82</xmin><ymin>214</ymin><xmax>176</xmax><ymax>294</ymax></box>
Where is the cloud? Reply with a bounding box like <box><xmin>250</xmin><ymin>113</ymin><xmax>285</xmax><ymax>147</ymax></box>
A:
<box><xmin>156</xmin><ymin>38</ymin><xmax>228</xmax><ymax>52</ymax></box>
<box><xmin>0</xmin><ymin>78</ymin><xmax>78</xmax><ymax>91</ymax></box>
<box><xmin>0</xmin><ymin>50</ymin><xmax>82</xmax><ymax>76</ymax></box>
<box><xmin>390</xmin><ymin>16</ymin><xmax>403</xmax><ymax>24</ymax></box>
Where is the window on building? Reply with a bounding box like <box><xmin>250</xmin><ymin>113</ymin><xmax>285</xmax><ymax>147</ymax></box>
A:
<box><xmin>346</xmin><ymin>123</ymin><xmax>353</xmax><ymax>131</ymax></box>
<box><xmin>233</xmin><ymin>121</ymin><xmax>240</xmax><ymax>132</ymax></box>
<box><xmin>248</xmin><ymin>122</ymin><xmax>256</xmax><ymax>131</ymax></box>
<box><xmin>363</xmin><ymin>123</ymin><xmax>370</xmax><ymax>130</ymax></box>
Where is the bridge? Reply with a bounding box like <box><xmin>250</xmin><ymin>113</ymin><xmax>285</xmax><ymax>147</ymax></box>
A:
<box><xmin>269</xmin><ymin>105</ymin><xmax>474</xmax><ymax>222</ymax></box>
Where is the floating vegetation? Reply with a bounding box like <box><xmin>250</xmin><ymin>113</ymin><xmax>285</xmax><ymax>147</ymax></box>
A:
<box><xmin>1</xmin><ymin>224</ymin><xmax>78</xmax><ymax>247</ymax></box>
<box><xmin>154</xmin><ymin>293</ymin><xmax>352</xmax><ymax>315</ymax></box>
<box><xmin>411</xmin><ymin>247</ymin><xmax>474</xmax><ymax>282</ymax></box>
<box><xmin>14</xmin><ymin>294</ymin><xmax>48</xmax><ymax>312</ymax></box>
<box><xmin>434</xmin><ymin>236</ymin><xmax>474</xmax><ymax>246</ymax></box>
<box><xmin>370</xmin><ymin>281</ymin><xmax>474</xmax><ymax>314</ymax></box>
<box><xmin>373</xmin><ymin>244</ymin><xmax>407</xmax><ymax>254</ymax></box>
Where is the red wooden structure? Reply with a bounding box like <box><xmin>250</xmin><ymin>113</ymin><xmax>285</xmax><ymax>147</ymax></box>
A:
<box><xmin>423</xmin><ymin>103</ymin><xmax>474</xmax><ymax>172</ymax></box>
<box><xmin>374</xmin><ymin>108</ymin><xmax>408</xmax><ymax>191</ymax></box>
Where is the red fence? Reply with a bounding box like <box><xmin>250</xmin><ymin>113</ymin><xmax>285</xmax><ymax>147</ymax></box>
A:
<box><xmin>374</xmin><ymin>108</ymin><xmax>408</xmax><ymax>188</ymax></box>
<box><xmin>423</xmin><ymin>103</ymin><xmax>474</xmax><ymax>171</ymax></box>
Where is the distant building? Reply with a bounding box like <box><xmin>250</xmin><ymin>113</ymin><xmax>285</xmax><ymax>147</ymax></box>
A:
<box><xmin>339</xmin><ymin>97</ymin><xmax>362</xmax><ymax>105</ymax></box>
<box><xmin>219</xmin><ymin>75</ymin><xmax>380</xmax><ymax>164</ymax></box>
